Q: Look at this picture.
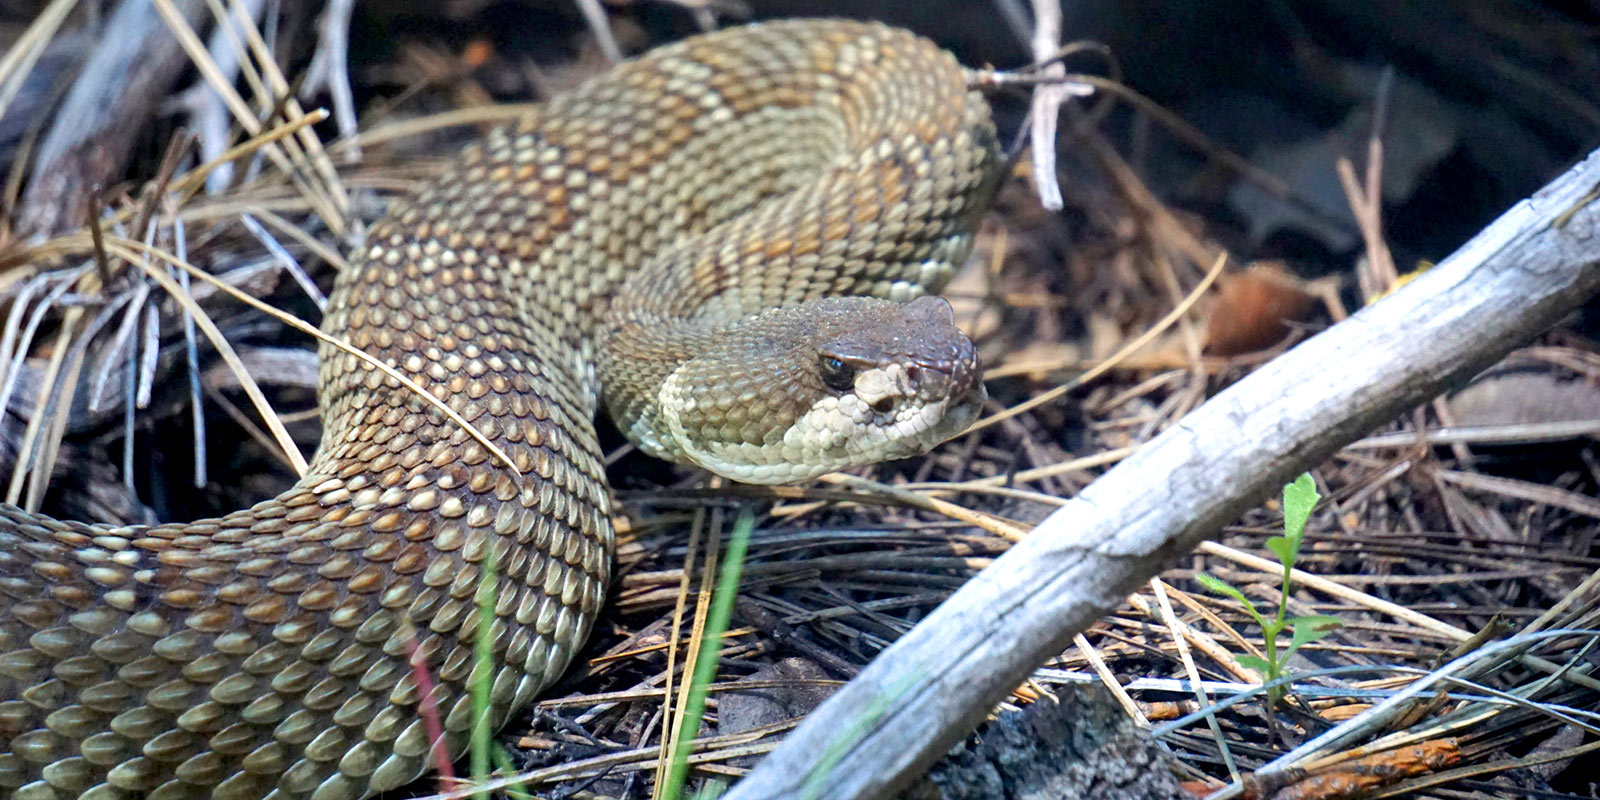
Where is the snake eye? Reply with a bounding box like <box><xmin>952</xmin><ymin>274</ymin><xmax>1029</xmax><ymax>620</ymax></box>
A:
<box><xmin>818</xmin><ymin>355</ymin><xmax>856</xmax><ymax>392</ymax></box>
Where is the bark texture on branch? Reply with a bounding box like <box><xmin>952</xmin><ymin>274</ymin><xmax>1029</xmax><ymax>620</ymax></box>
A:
<box><xmin>724</xmin><ymin>150</ymin><xmax>1600</xmax><ymax>800</ymax></box>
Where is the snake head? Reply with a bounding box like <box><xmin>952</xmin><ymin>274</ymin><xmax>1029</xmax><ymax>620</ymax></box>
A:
<box><xmin>813</xmin><ymin>295</ymin><xmax>982</xmax><ymax>428</ymax></box>
<box><xmin>656</xmin><ymin>295</ymin><xmax>986</xmax><ymax>485</ymax></box>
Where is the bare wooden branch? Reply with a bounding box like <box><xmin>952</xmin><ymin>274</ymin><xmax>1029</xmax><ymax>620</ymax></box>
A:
<box><xmin>722</xmin><ymin>149</ymin><xmax>1600</xmax><ymax>800</ymax></box>
<box><xmin>575</xmin><ymin>0</ymin><xmax>624</xmax><ymax>64</ymax></box>
<box><xmin>300</xmin><ymin>0</ymin><xmax>358</xmax><ymax>145</ymax></box>
<box><xmin>1026</xmin><ymin>0</ymin><xmax>1065</xmax><ymax>210</ymax></box>
<box><xmin>15</xmin><ymin>0</ymin><xmax>208</xmax><ymax>237</ymax></box>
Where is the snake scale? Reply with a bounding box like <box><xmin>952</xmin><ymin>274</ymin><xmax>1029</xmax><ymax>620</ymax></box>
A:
<box><xmin>0</xmin><ymin>18</ymin><xmax>1000</xmax><ymax>799</ymax></box>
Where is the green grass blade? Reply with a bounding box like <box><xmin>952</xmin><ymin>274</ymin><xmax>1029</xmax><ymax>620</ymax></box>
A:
<box><xmin>492</xmin><ymin>744</ymin><xmax>532</xmax><ymax>800</ymax></box>
<box><xmin>661</xmin><ymin>505</ymin><xmax>756</xmax><ymax>800</ymax></box>
<box><xmin>471</xmin><ymin>537</ymin><xmax>500</xmax><ymax>796</ymax></box>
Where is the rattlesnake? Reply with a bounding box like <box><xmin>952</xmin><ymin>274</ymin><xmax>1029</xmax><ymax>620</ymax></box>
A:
<box><xmin>0</xmin><ymin>18</ymin><xmax>1000</xmax><ymax>799</ymax></box>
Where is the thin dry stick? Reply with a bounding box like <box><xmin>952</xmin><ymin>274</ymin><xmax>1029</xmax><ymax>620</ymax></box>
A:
<box><xmin>1072</xmin><ymin>632</ymin><xmax>1148</xmax><ymax>727</ymax></box>
<box><xmin>816</xmin><ymin>474</ymin><xmax>1029</xmax><ymax>541</ymax></box>
<box><xmin>1524</xmin><ymin>566</ymin><xmax>1600</xmax><ymax>635</ymax></box>
<box><xmin>334</xmin><ymin>105</ymin><xmax>538</xmax><ymax>152</ymax></box>
<box><xmin>1435</xmin><ymin>469</ymin><xmax>1600</xmax><ymax>520</ymax></box>
<box><xmin>149</xmin><ymin>0</ymin><xmax>344</xmax><ymax>230</ymax></box>
<box><xmin>169</xmin><ymin>213</ymin><xmax>208</xmax><ymax>488</ymax></box>
<box><xmin>1151</xmin><ymin>577</ymin><xmax>1240</xmax><ymax>782</ymax></box>
<box><xmin>652</xmin><ymin>505</ymin><xmax>709</xmax><ymax>793</ymax></box>
<box><xmin>1163</xmin><ymin>582</ymin><xmax>1266</xmax><ymax>666</ymax></box>
<box><xmin>202</xmin><ymin>383</ymin><xmax>302</xmax><ymax>472</ymax></box>
<box><xmin>1000</xmin><ymin>73</ymin><xmax>1306</xmax><ymax>211</ymax></box>
<box><xmin>6</xmin><ymin>308</ymin><xmax>84</xmax><ymax>507</ymax></box>
<box><xmin>942</xmin><ymin>446</ymin><xmax>1133</xmax><ymax>489</ymax></box>
<box><xmin>575</xmin><ymin>0</ymin><xmax>625</xmax><ymax>63</ymax></box>
<box><xmin>656</xmin><ymin>505</ymin><xmax>724</xmax><ymax>798</ymax></box>
<box><xmin>414</xmin><ymin>722</ymin><xmax>796</xmax><ymax>800</ymax></box>
<box><xmin>246</xmin><ymin>206</ymin><xmax>349</xmax><ymax>271</ymax></box>
<box><xmin>1025</xmin><ymin>0</ymin><xmax>1067</xmax><ymax>210</ymax></box>
<box><xmin>101</xmin><ymin>240</ymin><xmax>308</xmax><ymax>474</ymax></box>
<box><xmin>1128</xmin><ymin>590</ymin><xmax>1261</xmax><ymax>685</ymax></box>
<box><xmin>970</xmin><ymin>251</ymin><xmax>1227</xmax><ymax>433</ymax></box>
<box><xmin>167</xmin><ymin>110</ymin><xmax>329</xmax><ymax>204</ymax></box>
<box><xmin>61</xmin><ymin>317</ymin><xmax>119</xmax><ymax>506</ymax></box>
<box><xmin>0</xmin><ymin>0</ymin><xmax>79</xmax><ymax>121</ymax></box>
<box><xmin>0</xmin><ymin>267</ymin><xmax>87</xmax><ymax>406</ymax></box>
<box><xmin>1337</xmin><ymin>68</ymin><xmax>1397</xmax><ymax>298</ymax></box>
<box><xmin>87</xmin><ymin>282</ymin><xmax>153</xmax><ymax>412</ymax></box>
<box><xmin>148</xmin><ymin>0</ymin><xmax>287</xmax><ymax>168</ymax></box>
<box><xmin>1197</xmin><ymin>542</ymin><xmax>1466</xmax><ymax>642</ymax></box>
<box><xmin>301</xmin><ymin>0</ymin><xmax>360</xmax><ymax>143</ymax></box>
<box><xmin>171</xmin><ymin>0</ymin><xmax>262</xmax><ymax>193</ymax></box>
<box><xmin>198</xmin><ymin>0</ymin><xmax>273</xmax><ymax>118</ymax></box>
<box><xmin>215</xmin><ymin>0</ymin><xmax>349</xmax><ymax>217</ymax></box>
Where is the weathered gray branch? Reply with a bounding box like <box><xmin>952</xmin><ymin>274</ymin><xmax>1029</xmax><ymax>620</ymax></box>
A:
<box><xmin>724</xmin><ymin>149</ymin><xmax>1600</xmax><ymax>800</ymax></box>
<box><xmin>16</xmin><ymin>0</ymin><xmax>206</xmax><ymax>237</ymax></box>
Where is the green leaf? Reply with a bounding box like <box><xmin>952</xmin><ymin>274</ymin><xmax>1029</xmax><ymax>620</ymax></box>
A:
<box><xmin>1196</xmin><ymin>572</ymin><xmax>1268</xmax><ymax>629</ymax></box>
<box><xmin>1196</xmin><ymin>572</ymin><xmax>1249</xmax><ymax>604</ymax></box>
<box><xmin>1282</xmin><ymin>615</ymin><xmax>1341</xmax><ymax>663</ymax></box>
<box><xmin>1286</xmin><ymin>613</ymin><xmax>1340</xmax><ymax>647</ymax></box>
<box><xmin>1281</xmin><ymin>473</ymin><xmax>1319</xmax><ymax>547</ymax></box>
<box><xmin>1289</xmin><ymin>614</ymin><xmax>1342</xmax><ymax>634</ymax></box>
<box><xmin>1263</xmin><ymin>535</ymin><xmax>1293</xmax><ymax>566</ymax></box>
<box><xmin>470</xmin><ymin>535</ymin><xmax>499</xmax><ymax>788</ymax></box>
<box><xmin>1237</xmin><ymin>655</ymin><xmax>1271</xmax><ymax>674</ymax></box>
<box><xmin>692</xmin><ymin>779</ymin><xmax>731</xmax><ymax>800</ymax></box>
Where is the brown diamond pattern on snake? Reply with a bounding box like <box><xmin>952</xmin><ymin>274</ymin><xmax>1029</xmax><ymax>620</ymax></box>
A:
<box><xmin>0</xmin><ymin>19</ymin><xmax>997</xmax><ymax>798</ymax></box>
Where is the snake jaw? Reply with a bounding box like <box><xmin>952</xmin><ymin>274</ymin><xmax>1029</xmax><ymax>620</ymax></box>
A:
<box><xmin>665</xmin><ymin>380</ymin><xmax>985</xmax><ymax>485</ymax></box>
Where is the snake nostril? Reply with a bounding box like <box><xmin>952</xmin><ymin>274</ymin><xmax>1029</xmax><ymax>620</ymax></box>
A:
<box><xmin>872</xmin><ymin>397</ymin><xmax>895</xmax><ymax>414</ymax></box>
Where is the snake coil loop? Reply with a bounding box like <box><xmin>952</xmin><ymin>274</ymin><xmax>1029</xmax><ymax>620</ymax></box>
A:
<box><xmin>0</xmin><ymin>19</ymin><xmax>1000</xmax><ymax>799</ymax></box>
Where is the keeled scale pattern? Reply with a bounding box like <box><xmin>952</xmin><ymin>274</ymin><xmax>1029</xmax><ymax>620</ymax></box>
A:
<box><xmin>0</xmin><ymin>19</ymin><xmax>999</xmax><ymax>800</ymax></box>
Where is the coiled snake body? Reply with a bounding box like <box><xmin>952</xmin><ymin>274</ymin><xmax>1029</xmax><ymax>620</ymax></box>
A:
<box><xmin>0</xmin><ymin>19</ymin><xmax>999</xmax><ymax>799</ymax></box>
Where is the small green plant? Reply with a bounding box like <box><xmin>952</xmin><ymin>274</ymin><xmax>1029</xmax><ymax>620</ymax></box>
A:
<box><xmin>1197</xmin><ymin>473</ymin><xmax>1341</xmax><ymax>706</ymax></box>
<box><xmin>467</xmin><ymin>537</ymin><xmax>531</xmax><ymax>800</ymax></box>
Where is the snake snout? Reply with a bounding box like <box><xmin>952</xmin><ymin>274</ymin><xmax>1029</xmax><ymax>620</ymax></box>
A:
<box><xmin>833</xmin><ymin>298</ymin><xmax>983</xmax><ymax>416</ymax></box>
<box><xmin>897</xmin><ymin>307</ymin><xmax>983</xmax><ymax>414</ymax></box>
<box><xmin>900</xmin><ymin>355</ymin><xmax>972</xmax><ymax>407</ymax></box>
